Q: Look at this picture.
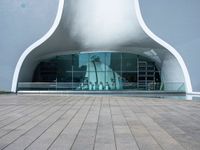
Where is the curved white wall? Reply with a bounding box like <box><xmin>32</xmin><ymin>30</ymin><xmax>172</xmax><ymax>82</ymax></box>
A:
<box><xmin>11</xmin><ymin>0</ymin><xmax>64</xmax><ymax>92</ymax></box>
<box><xmin>11</xmin><ymin>0</ymin><xmax>192</xmax><ymax>93</ymax></box>
<box><xmin>161</xmin><ymin>54</ymin><xmax>185</xmax><ymax>91</ymax></box>
<box><xmin>134</xmin><ymin>0</ymin><xmax>192</xmax><ymax>93</ymax></box>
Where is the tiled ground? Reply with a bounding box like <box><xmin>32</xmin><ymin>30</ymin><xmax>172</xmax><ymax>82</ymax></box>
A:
<box><xmin>0</xmin><ymin>94</ymin><xmax>200</xmax><ymax>150</ymax></box>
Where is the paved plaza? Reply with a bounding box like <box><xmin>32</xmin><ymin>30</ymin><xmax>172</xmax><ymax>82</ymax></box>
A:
<box><xmin>0</xmin><ymin>94</ymin><xmax>200</xmax><ymax>150</ymax></box>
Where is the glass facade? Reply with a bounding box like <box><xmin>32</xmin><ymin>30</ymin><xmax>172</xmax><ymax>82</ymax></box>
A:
<box><xmin>21</xmin><ymin>52</ymin><xmax>162</xmax><ymax>91</ymax></box>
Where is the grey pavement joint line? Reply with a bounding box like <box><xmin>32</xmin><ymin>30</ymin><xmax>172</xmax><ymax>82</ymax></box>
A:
<box><xmin>94</xmin><ymin>97</ymin><xmax>116</xmax><ymax>150</ymax></box>
<box><xmin>108</xmin><ymin>97</ymin><xmax>117</xmax><ymax>150</ymax></box>
<box><xmin>153</xmin><ymin>105</ymin><xmax>199</xmax><ymax>149</ymax></box>
<box><xmin>69</xmin><ymin>97</ymin><xmax>96</xmax><ymax>150</ymax></box>
<box><xmin>47</xmin><ymin>97</ymin><xmax>94</xmax><ymax>150</ymax></box>
<box><xmin>0</xmin><ymin>96</ymin><xmax>65</xmax><ymax>127</ymax></box>
<box><xmin>124</xmin><ymin>98</ymin><xmax>165</xmax><ymax>150</ymax></box>
<box><xmin>69</xmin><ymin>97</ymin><xmax>101</xmax><ymax>150</ymax></box>
<box><xmin>115</xmin><ymin>98</ymin><xmax>141</xmax><ymax>150</ymax></box>
<box><xmin>1</xmin><ymin>96</ymin><xmax>75</xmax><ymax>150</ymax></box>
<box><xmin>0</xmin><ymin>96</ymin><xmax>67</xmax><ymax>139</ymax></box>
<box><xmin>0</xmin><ymin>95</ymin><xmax>200</xmax><ymax>150</ymax></box>
<box><xmin>0</xmin><ymin>97</ymin><xmax>64</xmax><ymax>130</ymax></box>
<box><xmin>23</xmin><ymin>96</ymin><xmax>83</xmax><ymax>150</ymax></box>
<box><xmin>117</xmin><ymin>98</ymin><xmax>163</xmax><ymax>150</ymax></box>
<box><xmin>1</xmin><ymin>96</ymin><xmax>61</xmax><ymax>121</ymax></box>
<box><xmin>24</xmin><ymin>96</ymin><xmax>88</xmax><ymax>149</ymax></box>
<box><xmin>92</xmin><ymin>97</ymin><xmax>102</xmax><ymax>150</ymax></box>
<box><xmin>145</xmin><ymin>100</ymin><xmax>200</xmax><ymax>149</ymax></box>
<box><xmin>125</xmin><ymin>98</ymin><xmax>185</xmax><ymax>150</ymax></box>
<box><xmin>111</xmin><ymin>98</ymin><xmax>140</xmax><ymax>150</ymax></box>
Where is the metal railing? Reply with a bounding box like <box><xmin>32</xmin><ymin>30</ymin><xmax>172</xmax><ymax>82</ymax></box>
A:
<box><xmin>17</xmin><ymin>82</ymin><xmax>185</xmax><ymax>92</ymax></box>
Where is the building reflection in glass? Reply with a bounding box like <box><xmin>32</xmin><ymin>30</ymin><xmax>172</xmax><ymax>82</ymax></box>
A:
<box><xmin>33</xmin><ymin>52</ymin><xmax>161</xmax><ymax>91</ymax></box>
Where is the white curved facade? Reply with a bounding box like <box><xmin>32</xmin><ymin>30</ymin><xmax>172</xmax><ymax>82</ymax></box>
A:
<box><xmin>1</xmin><ymin>0</ymin><xmax>199</xmax><ymax>94</ymax></box>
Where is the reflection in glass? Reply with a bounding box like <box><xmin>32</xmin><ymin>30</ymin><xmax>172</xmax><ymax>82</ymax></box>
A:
<box><xmin>32</xmin><ymin>52</ymin><xmax>161</xmax><ymax>91</ymax></box>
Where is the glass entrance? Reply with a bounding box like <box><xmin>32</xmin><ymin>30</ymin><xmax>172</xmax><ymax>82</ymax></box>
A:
<box><xmin>18</xmin><ymin>52</ymin><xmax>161</xmax><ymax>91</ymax></box>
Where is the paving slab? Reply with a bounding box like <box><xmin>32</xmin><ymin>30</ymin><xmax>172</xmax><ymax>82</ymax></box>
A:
<box><xmin>0</xmin><ymin>95</ymin><xmax>199</xmax><ymax>150</ymax></box>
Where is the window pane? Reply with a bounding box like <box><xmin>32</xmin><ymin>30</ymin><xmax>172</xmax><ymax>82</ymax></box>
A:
<box><xmin>57</xmin><ymin>55</ymin><xmax>72</xmax><ymax>71</ymax></box>
<box><xmin>73</xmin><ymin>53</ymin><xmax>88</xmax><ymax>71</ymax></box>
<box><xmin>31</xmin><ymin>52</ymin><xmax>161</xmax><ymax>91</ymax></box>
<box><xmin>109</xmin><ymin>53</ymin><xmax>121</xmax><ymax>72</ymax></box>
<box><xmin>122</xmin><ymin>53</ymin><xmax>137</xmax><ymax>71</ymax></box>
<box><xmin>122</xmin><ymin>72</ymin><xmax>137</xmax><ymax>89</ymax></box>
<box><xmin>88</xmin><ymin>53</ymin><xmax>106</xmax><ymax>71</ymax></box>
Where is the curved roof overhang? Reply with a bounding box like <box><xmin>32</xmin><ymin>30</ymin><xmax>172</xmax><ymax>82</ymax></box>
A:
<box><xmin>11</xmin><ymin>0</ymin><xmax>192</xmax><ymax>93</ymax></box>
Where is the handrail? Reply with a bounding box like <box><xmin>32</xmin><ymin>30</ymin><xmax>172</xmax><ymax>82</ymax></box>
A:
<box><xmin>17</xmin><ymin>82</ymin><xmax>185</xmax><ymax>92</ymax></box>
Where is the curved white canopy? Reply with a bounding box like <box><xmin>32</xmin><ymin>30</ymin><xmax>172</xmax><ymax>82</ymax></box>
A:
<box><xmin>11</xmin><ymin>0</ymin><xmax>192</xmax><ymax>93</ymax></box>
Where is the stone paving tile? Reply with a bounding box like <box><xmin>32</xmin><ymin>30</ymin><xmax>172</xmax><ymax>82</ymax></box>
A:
<box><xmin>110</xmin><ymin>99</ymin><xmax>139</xmax><ymax>150</ymax></box>
<box><xmin>117</xmin><ymin>98</ymin><xmax>163</xmax><ymax>150</ymax></box>
<box><xmin>3</xmin><ymin>98</ymin><xmax>74</xmax><ymax>150</ymax></box>
<box><xmin>48</xmin><ymin>98</ymin><xmax>94</xmax><ymax>150</ymax></box>
<box><xmin>94</xmin><ymin>97</ymin><xmax>116</xmax><ymax>150</ymax></box>
<box><xmin>0</xmin><ymin>99</ymin><xmax>64</xmax><ymax>138</ymax></box>
<box><xmin>26</xmin><ymin>97</ymin><xmax>87</xmax><ymax>150</ymax></box>
<box><xmin>71</xmin><ymin>98</ymin><xmax>101</xmax><ymax>150</ymax></box>
<box><xmin>0</xmin><ymin>95</ymin><xmax>200</xmax><ymax>150</ymax></box>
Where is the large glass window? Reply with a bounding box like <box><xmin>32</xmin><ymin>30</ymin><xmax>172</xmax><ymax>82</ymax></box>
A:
<box><xmin>29</xmin><ymin>52</ymin><xmax>161</xmax><ymax>91</ymax></box>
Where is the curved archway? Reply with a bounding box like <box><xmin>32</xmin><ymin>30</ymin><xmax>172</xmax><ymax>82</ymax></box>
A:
<box><xmin>11</xmin><ymin>0</ymin><xmax>192</xmax><ymax>93</ymax></box>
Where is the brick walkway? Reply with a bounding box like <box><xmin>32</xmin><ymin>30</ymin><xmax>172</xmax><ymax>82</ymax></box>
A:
<box><xmin>0</xmin><ymin>94</ymin><xmax>200</xmax><ymax>150</ymax></box>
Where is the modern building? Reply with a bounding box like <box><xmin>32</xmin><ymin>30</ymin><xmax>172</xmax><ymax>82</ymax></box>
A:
<box><xmin>0</xmin><ymin>0</ymin><xmax>200</xmax><ymax>94</ymax></box>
